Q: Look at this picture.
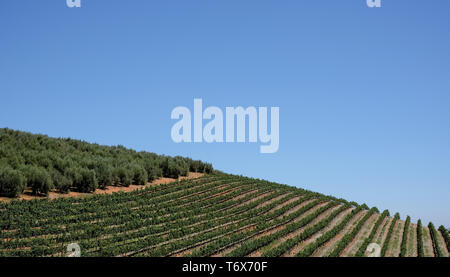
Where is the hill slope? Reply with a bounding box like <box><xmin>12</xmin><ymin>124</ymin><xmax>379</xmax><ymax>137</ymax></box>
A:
<box><xmin>0</xmin><ymin>173</ymin><xmax>448</xmax><ymax>257</ymax></box>
<box><xmin>0</xmin><ymin>129</ymin><xmax>448</xmax><ymax>257</ymax></box>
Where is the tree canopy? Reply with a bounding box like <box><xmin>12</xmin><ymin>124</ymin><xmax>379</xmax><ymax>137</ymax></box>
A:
<box><xmin>0</xmin><ymin>128</ymin><xmax>213</xmax><ymax>197</ymax></box>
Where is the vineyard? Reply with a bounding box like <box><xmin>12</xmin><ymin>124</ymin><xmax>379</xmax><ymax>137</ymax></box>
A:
<box><xmin>1</xmin><ymin>173</ymin><xmax>449</xmax><ymax>257</ymax></box>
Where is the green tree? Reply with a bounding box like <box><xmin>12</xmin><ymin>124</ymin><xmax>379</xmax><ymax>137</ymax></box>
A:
<box><xmin>128</xmin><ymin>164</ymin><xmax>148</xmax><ymax>186</ymax></box>
<box><xmin>96</xmin><ymin>163</ymin><xmax>113</xmax><ymax>189</ymax></box>
<box><xmin>53</xmin><ymin>172</ymin><xmax>72</xmax><ymax>193</ymax></box>
<box><xmin>0</xmin><ymin>128</ymin><xmax>214</xmax><ymax>198</ymax></box>
<box><xmin>74</xmin><ymin>168</ymin><xmax>97</xmax><ymax>193</ymax></box>
<box><xmin>22</xmin><ymin>165</ymin><xmax>53</xmax><ymax>196</ymax></box>
<box><xmin>142</xmin><ymin>159</ymin><xmax>159</xmax><ymax>182</ymax></box>
<box><xmin>0</xmin><ymin>167</ymin><xmax>26</xmax><ymax>197</ymax></box>
<box><xmin>113</xmin><ymin>167</ymin><xmax>132</xmax><ymax>187</ymax></box>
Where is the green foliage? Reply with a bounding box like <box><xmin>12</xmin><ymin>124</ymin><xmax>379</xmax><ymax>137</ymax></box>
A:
<box><xmin>0</xmin><ymin>173</ymin><xmax>445</xmax><ymax>258</ymax></box>
<box><xmin>128</xmin><ymin>164</ymin><xmax>148</xmax><ymax>186</ymax></box>
<box><xmin>295</xmin><ymin>206</ymin><xmax>363</xmax><ymax>257</ymax></box>
<box><xmin>438</xmin><ymin>225</ymin><xmax>450</xmax><ymax>251</ymax></box>
<box><xmin>22</xmin><ymin>165</ymin><xmax>53</xmax><ymax>196</ymax></box>
<box><xmin>356</xmin><ymin>210</ymin><xmax>389</xmax><ymax>257</ymax></box>
<box><xmin>380</xmin><ymin>212</ymin><xmax>400</xmax><ymax>257</ymax></box>
<box><xmin>0</xmin><ymin>167</ymin><xmax>26</xmax><ymax>197</ymax></box>
<box><xmin>360</xmin><ymin>203</ymin><xmax>369</xmax><ymax>210</ymax></box>
<box><xmin>95</xmin><ymin>163</ymin><xmax>113</xmax><ymax>189</ymax></box>
<box><xmin>328</xmin><ymin>207</ymin><xmax>377</xmax><ymax>257</ymax></box>
<box><xmin>113</xmin><ymin>167</ymin><xmax>132</xmax><ymax>187</ymax></box>
<box><xmin>51</xmin><ymin>171</ymin><xmax>72</xmax><ymax>194</ymax></box>
<box><xmin>187</xmin><ymin>159</ymin><xmax>213</xmax><ymax>174</ymax></box>
<box><xmin>228</xmin><ymin>199</ymin><xmax>334</xmax><ymax>257</ymax></box>
<box><xmin>0</xmin><ymin>128</ymin><xmax>213</xmax><ymax>197</ymax></box>
<box><xmin>399</xmin><ymin>216</ymin><xmax>411</xmax><ymax>257</ymax></box>
<box><xmin>74</xmin><ymin>168</ymin><xmax>97</xmax><ymax>193</ymax></box>
<box><xmin>142</xmin><ymin>159</ymin><xmax>160</xmax><ymax>182</ymax></box>
<box><xmin>417</xmin><ymin>219</ymin><xmax>424</xmax><ymax>257</ymax></box>
<box><xmin>428</xmin><ymin>222</ymin><xmax>444</xmax><ymax>257</ymax></box>
<box><xmin>161</xmin><ymin>158</ymin><xmax>188</xmax><ymax>179</ymax></box>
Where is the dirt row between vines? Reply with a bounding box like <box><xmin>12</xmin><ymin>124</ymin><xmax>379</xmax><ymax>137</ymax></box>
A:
<box><xmin>375</xmin><ymin>216</ymin><xmax>393</xmax><ymax>247</ymax></box>
<box><xmin>340</xmin><ymin>213</ymin><xmax>380</xmax><ymax>257</ymax></box>
<box><xmin>311</xmin><ymin>209</ymin><xmax>366</xmax><ymax>257</ymax></box>
<box><xmin>406</xmin><ymin>223</ymin><xmax>418</xmax><ymax>257</ymax></box>
<box><xmin>422</xmin><ymin>226</ymin><xmax>435</xmax><ymax>257</ymax></box>
<box><xmin>211</xmin><ymin>198</ymin><xmax>320</xmax><ymax>257</ymax></box>
<box><xmin>170</xmin><ymin>192</ymin><xmax>297</xmax><ymax>257</ymax></box>
<box><xmin>8</xmin><ymin>181</ymin><xmax>256</xmax><ymax>256</ymax></box>
<box><xmin>436</xmin><ymin>231</ymin><xmax>450</xmax><ymax>257</ymax></box>
<box><xmin>253</xmin><ymin>201</ymin><xmax>337</xmax><ymax>257</ymax></box>
<box><xmin>281</xmin><ymin>205</ymin><xmax>352</xmax><ymax>257</ymax></box>
<box><xmin>48</xmin><ymin>187</ymin><xmax>274</xmax><ymax>257</ymax></box>
<box><xmin>385</xmin><ymin>220</ymin><xmax>405</xmax><ymax>257</ymax></box>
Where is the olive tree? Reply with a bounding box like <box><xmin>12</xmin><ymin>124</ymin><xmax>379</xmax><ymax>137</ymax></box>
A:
<box><xmin>22</xmin><ymin>165</ymin><xmax>53</xmax><ymax>196</ymax></box>
<box><xmin>0</xmin><ymin>167</ymin><xmax>26</xmax><ymax>197</ymax></box>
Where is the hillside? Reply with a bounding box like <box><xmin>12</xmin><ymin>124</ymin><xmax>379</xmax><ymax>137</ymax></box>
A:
<box><xmin>0</xmin><ymin>128</ymin><xmax>212</xmax><ymax>198</ymax></box>
<box><xmin>0</xmin><ymin>129</ymin><xmax>449</xmax><ymax>257</ymax></box>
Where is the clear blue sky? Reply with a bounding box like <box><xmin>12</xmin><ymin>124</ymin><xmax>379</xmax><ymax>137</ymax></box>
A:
<box><xmin>1</xmin><ymin>1</ymin><xmax>449</xmax><ymax>227</ymax></box>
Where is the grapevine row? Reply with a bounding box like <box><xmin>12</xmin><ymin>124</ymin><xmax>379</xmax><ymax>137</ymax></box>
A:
<box><xmin>380</xmin><ymin>212</ymin><xmax>400</xmax><ymax>257</ymax></box>
<box><xmin>328</xmin><ymin>207</ymin><xmax>377</xmax><ymax>257</ymax></box>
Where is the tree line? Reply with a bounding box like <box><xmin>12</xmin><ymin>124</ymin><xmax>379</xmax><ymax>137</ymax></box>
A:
<box><xmin>0</xmin><ymin>128</ymin><xmax>213</xmax><ymax>197</ymax></box>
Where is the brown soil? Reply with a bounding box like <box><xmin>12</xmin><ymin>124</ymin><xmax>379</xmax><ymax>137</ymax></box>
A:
<box><xmin>77</xmin><ymin>188</ymin><xmax>268</xmax><ymax>255</ymax></box>
<box><xmin>436</xmin><ymin>231</ymin><xmax>450</xmax><ymax>257</ymax></box>
<box><xmin>385</xmin><ymin>220</ymin><xmax>404</xmax><ymax>257</ymax></box>
<box><xmin>225</xmin><ymin>191</ymin><xmax>273</xmax><ymax>211</ymax></box>
<box><xmin>376</xmin><ymin>217</ymin><xmax>392</xmax><ymax>246</ymax></box>
<box><xmin>256</xmin><ymin>193</ymin><xmax>294</xmax><ymax>210</ymax></box>
<box><xmin>270</xmin><ymin>195</ymin><xmax>302</xmax><ymax>214</ymax></box>
<box><xmin>172</xmin><ymin>223</ymin><xmax>258</xmax><ymax>257</ymax></box>
<box><xmin>422</xmin><ymin>227</ymin><xmax>435</xmax><ymax>257</ymax></box>
<box><xmin>0</xmin><ymin>172</ymin><xmax>204</xmax><ymax>202</ymax></box>
<box><xmin>248</xmin><ymin>201</ymin><xmax>333</xmax><ymax>257</ymax></box>
<box><xmin>371</xmin><ymin>216</ymin><xmax>388</xmax><ymax>246</ymax></box>
<box><xmin>277</xmin><ymin>198</ymin><xmax>316</xmax><ymax>219</ymax></box>
<box><xmin>407</xmin><ymin>223</ymin><xmax>418</xmax><ymax>257</ymax></box>
<box><xmin>311</xmin><ymin>209</ymin><xmax>366</xmax><ymax>257</ymax></box>
<box><xmin>281</xmin><ymin>205</ymin><xmax>351</xmax><ymax>257</ymax></box>
<box><xmin>340</xmin><ymin>213</ymin><xmax>379</xmax><ymax>257</ymax></box>
<box><xmin>169</xmin><ymin>193</ymin><xmax>299</xmax><ymax>257</ymax></box>
<box><xmin>212</xmin><ymin>198</ymin><xmax>319</xmax><ymax>257</ymax></box>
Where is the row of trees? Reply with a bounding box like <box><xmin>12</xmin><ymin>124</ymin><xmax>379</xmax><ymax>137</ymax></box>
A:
<box><xmin>0</xmin><ymin>128</ymin><xmax>213</xmax><ymax>197</ymax></box>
